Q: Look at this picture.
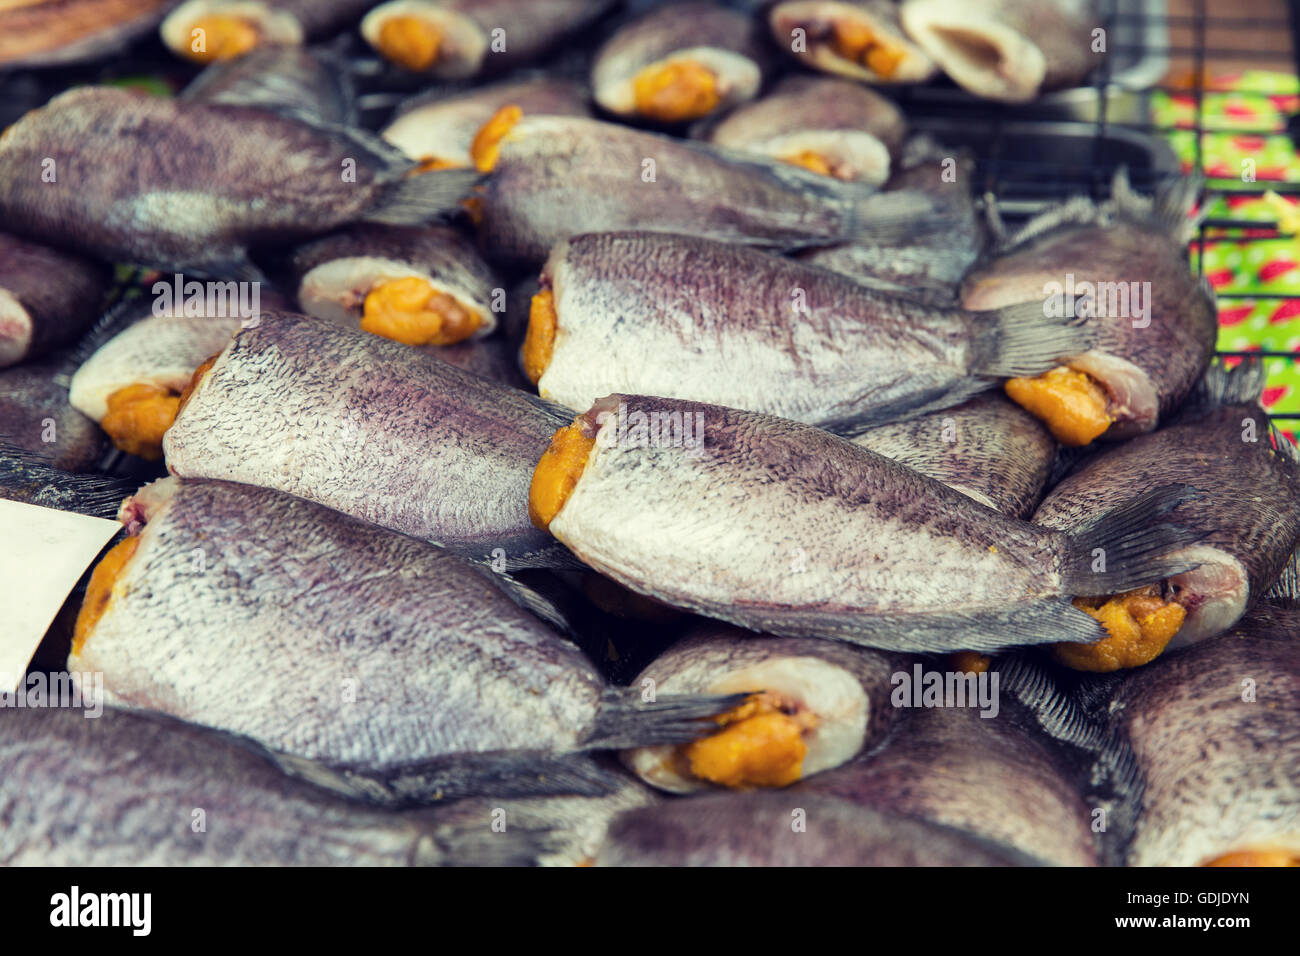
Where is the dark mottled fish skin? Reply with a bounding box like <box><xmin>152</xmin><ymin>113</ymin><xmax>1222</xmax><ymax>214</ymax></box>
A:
<box><xmin>846</xmin><ymin>393</ymin><xmax>1055</xmax><ymax>518</ymax></box>
<box><xmin>1033</xmin><ymin>362</ymin><xmax>1300</xmax><ymax>647</ymax></box>
<box><xmin>476</xmin><ymin>114</ymin><xmax>947</xmax><ymax>267</ymax></box>
<box><xmin>0</xmin><ymin>440</ymin><xmax>134</xmax><ymax>517</ymax></box>
<box><xmin>702</xmin><ymin>76</ymin><xmax>905</xmax><ymax>185</ymax></box>
<box><xmin>0</xmin><ymin>363</ymin><xmax>106</xmax><ymax>472</ymax></box>
<box><xmin>799</xmin><ymin>703</ymin><xmax>1100</xmax><ymax>866</ymax></box>
<box><xmin>0</xmin><ymin>233</ymin><xmax>110</xmax><ymax>369</ymax></box>
<box><xmin>901</xmin><ymin>0</ymin><xmax>1102</xmax><ymax>102</ymax></box>
<box><xmin>362</xmin><ymin>0</ymin><xmax>617</xmax><ymax>78</ymax></box>
<box><xmin>71</xmin><ymin>477</ymin><xmax>740</xmax><ymax>803</ymax></box>
<box><xmin>624</xmin><ymin>622</ymin><xmax>904</xmax><ymax>793</ymax></box>
<box><xmin>536</xmin><ymin>231</ymin><xmax>1090</xmax><ymax>429</ymax></box>
<box><xmin>963</xmin><ymin>173</ymin><xmax>1216</xmax><ymax>438</ymax></box>
<box><xmin>797</xmin><ymin>146</ymin><xmax>983</xmax><ymax>302</ymax></box>
<box><xmin>0</xmin><ymin>87</ymin><xmax>477</xmax><ymax>278</ymax></box>
<box><xmin>597</xmin><ymin>791</ymin><xmax>1044</xmax><ymax>865</ymax></box>
<box><xmin>1098</xmin><ymin>608</ymin><xmax>1300</xmax><ymax>866</ymax></box>
<box><xmin>546</xmin><ymin>394</ymin><xmax>1204</xmax><ymax>653</ymax></box>
<box><xmin>181</xmin><ymin>45</ymin><xmax>358</xmax><ymax>125</ymax></box>
<box><xmin>768</xmin><ymin>0</ymin><xmax>938</xmax><ymax>85</ymax></box>
<box><xmin>592</xmin><ymin>1</ymin><xmax>767</xmax><ymax>121</ymax></box>
<box><xmin>0</xmin><ymin>706</ymin><xmax>550</xmax><ymax>866</ymax></box>
<box><xmin>163</xmin><ymin>312</ymin><xmax>570</xmax><ymax>568</ymax></box>
<box><xmin>383</xmin><ymin>75</ymin><xmax>591</xmax><ymax>168</ymax></box>
<box><xmin>289</xmin><ymin>223</ymin><xmax>500</xmax><ymax>336</ymax></box>
<box><xmin>0</xmin><ymin>0</ymin><xmax>172</xmax><ymax>70</ymax></box>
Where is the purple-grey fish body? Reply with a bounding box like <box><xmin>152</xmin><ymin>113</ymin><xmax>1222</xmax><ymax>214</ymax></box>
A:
<box><xmin>538</xmin><ymin>393</ymin><xmax>1202</xmax><ymax>653</ymax></box>
<box><xmin>163</xmin><ymin>312</ymin><xmax>571</xmax><ymax>568</ymax></box>
<box><xmin>0</xmin><ymin>361</ymin><xmax>107</xmax><ymax>472</ymax></box>
<box><xmin>0</xmin><ymin>232</ymin><xmax>110</xmax><ymax>369</ymax></box>
<box><xmin>847</xmin><ymin>392</ymin><xmax>1055</xmax><ymax>518</ymax></box>
<box><xmin>0</xmin><ymin>0</ymin><xmax>173</xmax><ymax>70</ymax></box>
<box><xmin>1033</xmin><ymin>362</ymin><xmax>1300</xmax><ymax>651</ymax></box>
<box><xmin>0</xmin><ymin>87</ymin><xmax>476</xmax><ymax>278</ymax></box>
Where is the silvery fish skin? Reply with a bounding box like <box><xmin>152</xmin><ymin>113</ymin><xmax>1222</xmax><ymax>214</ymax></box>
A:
<box><xmin>703</xmin><ymin>75</ymin><xmax>905</xmax><ymax>186</ymax></box>
<box><xmin>0</xmin><ymin>706</ymin><xmax>549</xmax><ymax>866</ymax></box>
<box><xmin>623</xmin><ymin>622</ymin><xmax>903</xmax><ymax>793</ymax></box>
<box><xmin>541</xmin><ymin>394</ymin><xmax>1202</xmax><ymax>653</ymax></box>
<box><xmin>800</xmin><ymin>700</ymin><xmax>1100</xmax><ymax>866</ymax></box>
<box><xmin>846</xmin><ymin>392</ymin><xmax>1055</xmax><ymax>519</ymax></box>
<box><xmin>0</xmin><ymin>87</ymin><xmax>477</xmax><ymax>278</ymax></box>
<box><xmin>71</xmin><ymin>477</ymin><xmax>740</xmax><ymax>802</ymax></box>
<box><xmin>796</xmin><ymin>145</ymin><xmax>982</xmax><ymax>302</ymax></box>
<box><xmin>0</xmin><ymin>361</ymin><xmax>107</xmax><ymax>472</ymax></box>
<box><xmin>591</xmin><ymin>1</ymin><xmax>766</xmax><ymax>122</ymax></box>
<box><xmin>1033</xmin><ymin>362</ymin><xmax>1300</xmax><ymax>649</ymax></box>
<box><xmin>164</xmin><ymin>313</ymin><xmax>571</xmax><ymax>568</ymax></box>
<box><xmin>361</xmin><ymin>0</ymin><xmax>616</xmax><ymax>78</ymax></box>
<box><xmin>161</xmin><ymin>0</ymin><xmax>376</xmax><ymax>58</ymax></box>
<box><xmin>597</xmin><ymin>791</ymin><xmax>1043</xmax><ymax>866</ymax></box>
<box><xmin>768</xmin><ymin>0</ymin><xmax>938</xmax><ymax>85</ymax></box>
<box><xmin>181</xmin><ymin>45</ymin><xmax>358</xmax><ymax>125</ymax></box>
<box><xmin>0</xmin><ymin>232</ymin><xmax>110</xmax><ymax>369</ymax></box>
<box><xmin>901</xmin><ymin>0</ymin><xmax>1102</xmax><ymax>102</ymax></box>
<box><xmin>532</xmin><ymin>231</ymin><xmax>1090</xmax><ymax>429</ymax></box>
<box><xmin>0</xmin><ymin>0</ymin><xmax>172</xmax><ymax>70</ymax></box>
<box><xmin>0</xmin><ymin>440</ymin><xmax>134</xmax><ymax>517</ymax></box>
<box><xmin>963</xmin><ymin>173</ymin><xmax>1216</xmax><ymax>440</ymax></box>
<box><xmin>1101</xmin><ymin>608</ymin><xmax>1300</xmax><ymax>866</ymax></box>
<box><xmin>476</xmin><ymin>114</ymin><xmax>946</xmax><ymax>266</ymax></box>
<box><xmin>383</xmin><ymin>75</ymin><xmax>591</xmax><ymax>168</ymax></box>
<box><xmin>289</xmin><ymin>224</ymin><xmax>500</xmax><ymax>338</ymax></box>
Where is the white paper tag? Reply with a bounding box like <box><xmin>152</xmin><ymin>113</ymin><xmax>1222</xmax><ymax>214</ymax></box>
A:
<box><xmin>0</xmin><ymin>499</ymin><xmax>120</xmax><ymax>691</ymax></box>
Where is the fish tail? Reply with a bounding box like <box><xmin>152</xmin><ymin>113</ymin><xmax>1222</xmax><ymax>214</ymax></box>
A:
<box><xmin>1192</xmin><ymin>355</ymin><xmax>1267</xmax><ymax>408</ymax></box>
<box><xmin>846</xmin><ymin>187</ymin><xmax>968</xmax><ymax>246</ymax></box>
<box><xmin>1111</xmin><ymin>167</ymin><xmax>1205</xmax><ymax>245</ymax></box>
<box><xmin>584</xmin><ymin>689</ymin><xmax>749</xmax><ymax>750</ymax></box>
<box><xmin>0</xmin><ymin>440</ymin><xmax>137</xmax><ymax>519</ymax></box>
<box><xmin>1061</xmin><ymin>483</ymin><xmax>1208</xmax><ymax>595</ymax></box>
<box><xmin>413</xmin><ymin>824</ymin><xmax>557</xmax><ymax>867</ymax></box>
<box><xmin>364</xmin><ymin>167</ymin><xmax>482</xmax><ymax>226</ymax></box>
<box><xmin>1263</xmin><ymin>541</ymin><xmax>1300</xmax><ymax>608</ymax></box>
<box><xmin>971</xmin><ymin>300</ymin><xmax>1093</xmax><ymax>378</ymax></box>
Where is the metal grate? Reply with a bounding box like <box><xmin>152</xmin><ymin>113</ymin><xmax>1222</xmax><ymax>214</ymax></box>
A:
<box><xmin>897</xmin><ymin>0</ymin><xmax>1300</xmax><ymax>432</ymax></box>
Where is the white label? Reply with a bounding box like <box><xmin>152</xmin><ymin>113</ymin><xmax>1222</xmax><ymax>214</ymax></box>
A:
<box><xmin>0</xmin><ymin>500</ymin><xmax>120</xmax><ymax>690</ymax></box>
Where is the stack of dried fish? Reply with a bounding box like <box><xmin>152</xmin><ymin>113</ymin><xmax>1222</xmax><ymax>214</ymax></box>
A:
<box><xmin>1</xmin><ymin>0</ymin><xmax>1296</xmax><ymax>869</ymax></box>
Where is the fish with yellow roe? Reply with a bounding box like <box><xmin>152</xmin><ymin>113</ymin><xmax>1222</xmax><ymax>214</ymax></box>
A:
<box><xmin>160</xmin><ymin>0</ymin><xmax>376</xmax><ymax>64</ymax></box>
<box><xmin>591</xmin><ymin>2</ymin><xmax>766</xmax><ymax>123</ymax></box>
<box><xmin>767</xmin><ymin>0</ymin><xmax>938</xmax><ymax>85</ymax></box>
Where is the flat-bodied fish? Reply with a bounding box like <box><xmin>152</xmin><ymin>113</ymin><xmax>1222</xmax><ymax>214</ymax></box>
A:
<box><xmin>382</xmin><ymin>75</ymin><xmax>590</xmax><ymax>170</ymax></box>
<box><xmin>361</xmin><ymin>0</ymin><xmax>616</xmax><ymax>77</ymax></box>
<box><xmin>468</xmin><ymin>112</ymin><xmax>958</xmax><ymax>267</ymax></box>
<box><xmin>963</xmin><ymin>171</ymin><xmax>1217</xmax><ymax>447</ymax></box>
<box><xmin>592</xmin><ymin>1</ymin><xmax>766</xmax><ymax>125</ymax></box>
<box><xmin>0</xmin><ymin>0</ymin><xmax>172</xmax><ymax>70</ymax></box>
<box><xmin>596</xmin><ymin>791</ymin><xmax>1043</xmax><ymax>865</ymax></box>
<box><xmin>701</xmin><ymin>75</ymin><xmax>904</xmax><ymax>185</ymax></box>
<box><xmin>69</xmin><ymin>477</ymin><xmax>742</xmax><ymax>803</ymax></box>
<box><xmin>1098</xmin><ymin>607</ymin><xmax>1300</xmax><ymax>866</ymax></box>
<box><xmin>846</xmin><ymin>392</ymin><xmax>1055</xmax><ymax>518</ymax></box>
<box><xmin>900</xmin><ymin>0</ymin><xmax>1102</xmax><ymax>102</ymax></box>
<box><xmin>0</xmin><ymin>87</ymin><xmax>478</xmax><ymax>278</ymax></box>
<box><xmin>622</xmin><ymin>622</ymin><xmax>903</xmax><ymax>794</ymax></box>
<box><xmin>527</xmin><ymin>393</ymin><xmax>1205</xmax><ymax>653</ymax></box>
<box><xmin>1031</xmin><ymin>360</ymin><xmax>1300</xmax><ymax>672</ymax></box>
<box><xmin>164</xmin><ymin>312</ymin><xmax>572</xmax><ymax>567</ymax></box>
<box><xmin>0</xmin><ymin>706</ymin><xmax>549</xmax><ymax>866</ymax></box>
<box><xmin>161</xmin><ymin>0</ymin><xmax>376</xmax><ymax>63</ymax></box>
<box><xmin>524</xmin><ymin>231</ymin><xmax>1091</xmax><ymax>430</ymax></box>
<box><xmin>0</xmin><ymin>232</ymin><xmax>110</xmax><ymax>369</ymax></box>
<box><xmin>767</xmin><ymin>0</ymin><xmax>937</xmax><ymax>85</ymax></box>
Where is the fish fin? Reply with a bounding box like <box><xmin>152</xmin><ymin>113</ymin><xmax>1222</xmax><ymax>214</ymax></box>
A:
<box><xmin>0</xmin><ymin>440</ymin><xmax>137</xmax><ymax>518</ymax></box>
<box><xmin>993</xmin><ymin>195</ymin><xmax>1103</xmax><ymax>254</ymax></box>
<box><xmin>1060</xmin><ymin>484</ymin><xmax>1208</xmax><ymax>595</ymax></box>
<box><xmin>489</xmin><ymin>568</ymin><xmax>588</xmax><ymax>637</ymax></box>
<box><xmin>583</xmin><ymin>690</ymin><xmax>748</xmax><ymax>750</ymax></box>
<box><xmin>847</xmin><ymin>188</ymin><xmax>974</xmax><ymax>245</ymax></box>
<box><xmin>1111</xmin><ymin>167</ymin><xmax>1205</xmax><ymax>245</ymax></box>
<box><xmin>994</xmin><ymin>652</ymin><xmax>1107</xmax><ymax>751</ymax></box>
<box><xmin>271</xmin><ymin>749</ymin><xmax>629</xmax><ymax>806</ymax></box>
<box><xmin>981</xmin><ymin>190</ymin><xmax>1008</xmax><ymax>244</ymax></box>
<box><xmin>182</xmin><ymin>46</ymin><xmax>358</xmax><ymax>126</ymax></box>
<box><xmin>415</xmin><ymin>823</ymin><xmax>556</xmax><ymax>867</ymax></box>
<box><xmin>1272</xmin><ymin>422</ymin><xmax>1300</xmax><ymax>463</ymax></box>
<box><xmin>1190</xmin><ymin>355</ymin><xmax>1267</xmax><ymax>408</ymax></box>
<box><xmin>363</xmin><ymin>167</ymin><xmax>482</xmax><ymax>226</ymax></box>
<box><xmin>1263</xmin><ymin>540</ymin><xmax>1300</xmax><ymax>608</ymax></box>
<box><xmin>971</xmin><ymin>300</ymin><xmax>1093</xmax><ymax>378</ymax></box>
